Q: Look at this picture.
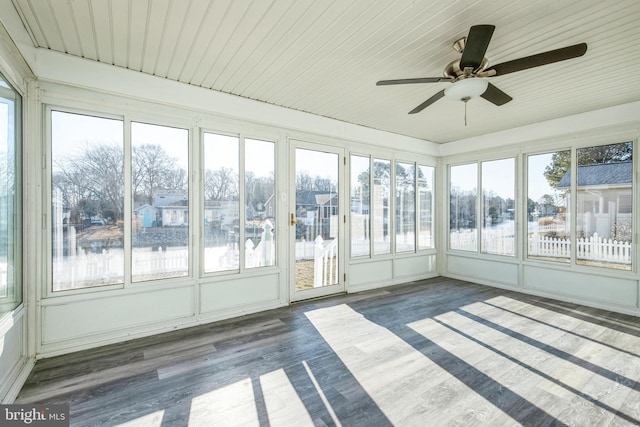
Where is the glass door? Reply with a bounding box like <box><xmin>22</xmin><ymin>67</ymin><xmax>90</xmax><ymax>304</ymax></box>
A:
<box><xmin>291</xmin><ymin>143</ymin><xmax>344</xmax><ymax>301</ymax></box>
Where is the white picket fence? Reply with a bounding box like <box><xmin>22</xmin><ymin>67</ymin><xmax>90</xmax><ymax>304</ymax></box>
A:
<box><xmin>53</xmin><ymin>226</ymin><xmax>633</xmax><ymax>290</ymax></box>
<box><xmin>53</xmin><ymin>247</ymin><xmax>192</xmax><ymax>290</ymax></box>
<box><xmin>133</xmin><ymin>247</ymin><xmax>188</xmax><ymax>276</ymax></box>
<box><xmin>450</xmin><ymin>230</ymin><xmax>515</xmax><ymax>255</ymax></box>
<box><xmin>56</xmin><ymin>220</ymin><xmax>340</xmax><ymax>289</ymax></box>
<box><xmin>349</xmin><ymin>240</ymin><xmax>391</xmax><ymax>256</ymax></box>
<box><xmin>312</xmin><ymin>236</ymin><xmax>338</xmax><ymax>287</ymax></box>
<box><xmin>576</xmin><ymin>234</ymin><xmax>632</xmax><ymax>263</ymax></box>
<box><xmin>451</xmin><ymin>230</ymin><xmax>631</xmax><ymax>265</ymax></box>
<box><xmin>55</xmin><ymin>221</ymin><xmax>277</xmax><ymax>289</ymax></box>
<box><xmin>528</xmin><ymin>233</ymin><xmax>570</xmax><ymax>258</ymax></box>
<box><xmin>530</xmin><ymin>233</ymin><xmax>632</xmax><ymax>264</ymax></box>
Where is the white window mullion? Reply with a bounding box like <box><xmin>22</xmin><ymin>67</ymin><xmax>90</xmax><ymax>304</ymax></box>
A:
<box><xmin>124</xmin><ymin>118</ymin><xmax>132</xmax><ymax>286</ymax></box>
<box><xmin>239</xmin><ymin>135</ymin><xmax>246</xmax><ymax>272</ymax></box>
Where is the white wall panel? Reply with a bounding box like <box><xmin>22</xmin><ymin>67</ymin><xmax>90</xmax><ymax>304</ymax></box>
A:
<box><xmin>523</xmin><ymin>265</ymin><xmax>638</xmax><ymax>311</ymax></box>
<box><xmin>349</xmin><ymin>259</ymin><xmax>393</xmax><ymax>291</ymax></box>
<box><xmin>394</xmin><ymin>254</ymin><xmax>437</xmax><ymax>279</ymax></box>
<box><xmin>349</xmin><ymin>254</ymin><xmax>437</xmax><ymax>293</ymax></box>
<box><xmin>200</xmin><ymin>273</ymin><xmax>280</xmax><ymax>314</ymax></box>
<box><xmin>42</xmin><ymin>287</ymin><xmax>195</xmax><ymax>345</ymax></box>
<box><xmin>446</xmin><ymin>255</ymin><xmax>519</xmax><ymax>289</ymax></box>
<box><xmin>0</xmin><ymin>313</ymin><xmax>27</xmax><ymax>402</ymax></box>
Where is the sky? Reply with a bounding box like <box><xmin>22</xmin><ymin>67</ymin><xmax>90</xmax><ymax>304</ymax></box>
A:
<box><xmin>51</xmin><ymin>110</ymin><xmax>123</xmax><ymax>167</ymax></box>
<box><xmin>451</xmin><ymin>154</ymin><xmax>559</xmax><ymax>202</ymax></box>
<box><xmin>132</xmin><ymin>121</ymin><xmax>188</xmax><ymax>168</ymax></box>
<box><xmin>51</xmin><ymin>111</ymin><xmax>275</xmax><ymax>177</ymax></box>
<box><xmin>296</xmin><ymin>148</ymin><xmax>338</xmax><ymax>181</ymax></box>
<box><xmin>527</xmin><ymin>152</ymin><xmax>561</xmax><ymax>201</ymax></box>
<box><xmin>203</xmin><ymin>132</ymin><xmax>274</xmax><ymax>178</ymax></box>
<box><xmin>49</xmin><ymin>111</ymin><xmax>559</xmax><ymax>202</ymax></box>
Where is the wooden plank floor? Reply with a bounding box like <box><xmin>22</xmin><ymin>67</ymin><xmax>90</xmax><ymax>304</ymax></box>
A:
<box><xmin>15</xmin><ymin>278</ymin><xmax>640</xmax><ymax>426</ymax></box>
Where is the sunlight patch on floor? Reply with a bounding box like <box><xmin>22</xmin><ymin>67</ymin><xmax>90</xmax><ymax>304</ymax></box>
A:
<box><xmin>260</xmin><ymin>368</ymin><xmax>315</xmax><ymax>427</ymax></box>
<box><xmin>408</xmin><ymin>302</ymin><xmax>640</xmax><ymax>425</ymax></box>
<box><xmin>460</xmin><ymin>300</ymin><xmax>640</xmax><ymax>417</ymax></box>
<box><xmin>188</xmin><ymin>378</ymin><xmax>258</xmax><ymax>427</ymax></box>
<box><xmin>114</xmin><ymin>410</ymin><xmax>164</xmax><ymax>427</ymax></box>
<box><xmin>305</xmin><ymin>303</ymin><xmax>473</xmax><ymax>426</ymax></box>
<box><xmin>482</xmin><ymin>295</ymin><xmax>640</xmax><ymax>355</ymax></box>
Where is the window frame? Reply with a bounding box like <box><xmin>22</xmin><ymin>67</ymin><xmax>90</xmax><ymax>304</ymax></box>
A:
<box><xmin>349</xmin><ymin>153</ymin><xmax>371</xmax><ymax>259</ymax></box>
<box><xmin>47</xmin><ymin>106</ymin><xmax>127</xmax><ymax>295</ymax></box>
<box><xmin>417</xmin><ymin>163</ymin><xmax>435</xmax><ymax>250</ymax></box>
<box><xmin>448</xmin><ymin>161</ymin><xmax>479</xmax><ymax>252</ymax></box>
<box><xmin>523</xmin><ymin>141</ymin><xmax>635</xmax><ymax>272</ymax></box>
<box><xmin>349</xmin><ymin>154</ymin><xmax>436</xmax><ymax>260</ymax></box>
<box><xmin>525</xmin><ymin>149</ymin><xmax>572</xmax><ymax>264</ymax></box>
<box><xmin>200</xmin><ymin>129</ymin><xmax>278</xmax><ymax>277</ymax></box>
<box><xmin>394</xmin><ymin>159</ymin><xmax>417</xmax><ymax>254</ymax></box>
<box><xmin>574</xmin><ymin>141</ymin><xmax>633</xmax><ymax>270</ymax></box>
<box><xmin>130</xmin><ymin>120</ymin><xmax>191</xmax><ymax>283</ymax></box>
<box><xmin>448</xmin><ymin>156</ymin><xmax>517</xmax><ymax>257</ymax></box>
<box><xmin>0</xmin><ymin>76</ymin><xmax>22</xmax><ymax>317</ymax></box>
<box><xmin>480</xmin><ymin>157</ymin><xmax>516</xmax><ymax>257</ymax></box>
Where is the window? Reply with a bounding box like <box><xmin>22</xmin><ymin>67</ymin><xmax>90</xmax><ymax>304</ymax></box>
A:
<box><xmin>481</xmin><ymin>158</ymin><xmax>515</xmax><ymax>255</ymax></box>
<box><xmin>373</xmin><ymin>158</ymin><xmax>390</xmax><ymax>254</ymax></box>
<box><xmin>417</xmin><ymin>165</ymin><xmax>434</xmax><ymax>250</ymax></box>
<box><xmin>131</xmin><ymin>122</ymin><xmax>189</xmax><ymax>282</ymax></box>
<box><xmin>203</xmin><ymin>133</ymin><xmax>239</xmax><ymax>273</ymax></box>
<box><xmin>449</xmin><ymin>160</ymin><xmax>515</xmax><ymax>255</ymax></box>
<box><xmin>245</xmin><ymin>138</ymin><xmax>275</xmax><ymax>269</ymax></box>
<box><xmin>527</xmin><ymin>144</ymin><xmax>632</xmax><ymax>270</ymax></box>
<box><xmin>350</xmin><ymin>155</ymin><xmax>370</xmax><ymax>257</ymax></box>
<box><xmin>527</xmin><ymin>151</ymin><xmax>571</xmax><ymax>263</ymax></box>
<box><xmin>352</xmin><ymin>157</ymin><xmax>432</xmax><ymax>257</ymax></box>
<box><xmin>51</xmin><ymin>111</ymin><xmax>124</xmax><ymax>291</ymax></box>
<box><xmin>575</xmin><ymin>142</ymin><xmax>632</xmax><ymax>269</ymax></box>
<box><xmin>395</xmin><ymin>161</ymin><xmax>415</xmax><ymax>252</ymax></box>
<box><xmin>449</xmin><ymin>163</ymin><xmax>477</xmax><ymax>251</ymax></box>
<box><xmin>0</xmin><ymin>73</ymin><xmax>21</xmax><ymax>315</ymax></box>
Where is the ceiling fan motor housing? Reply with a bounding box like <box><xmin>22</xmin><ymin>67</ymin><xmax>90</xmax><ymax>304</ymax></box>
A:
<box><xmin>443</xmin><ymin>58</ymin><xmax>489</xmax><ymax>79</ymax></box>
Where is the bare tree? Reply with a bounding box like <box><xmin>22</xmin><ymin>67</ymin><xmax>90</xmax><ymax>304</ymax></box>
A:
<box><xmin>53</xmin><ymin>143</ymin><xmax>125</xmax><ymax>221</ymax></box>
<box><xmin>53</xmin><ymin>142</ymin><xmax>190</xmax><ymax>223</ymax></box>
<box><xmin>164</xmin><ymin>167</ymin><xmax>188</xmax><ymax>192</ymax></box>
<box><xmin>132</xmin><ymin>144</ymin><xmax>181</xmax><ymax>204</ymax></box>
<box><xmin>204</xmin><ymin>167</ymin><xmax>239</xmax><ymax>201</ymax></box>
<box><xmin>296</xmin><ymin>171</ymin><xmax>314</xmax><ymax>191</ymax></box>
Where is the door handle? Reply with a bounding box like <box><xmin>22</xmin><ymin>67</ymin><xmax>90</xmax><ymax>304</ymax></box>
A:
<box><xmin>290</xmin><ymin>213</ymin><xmax>296</xmax><ymax>226</ymax></box>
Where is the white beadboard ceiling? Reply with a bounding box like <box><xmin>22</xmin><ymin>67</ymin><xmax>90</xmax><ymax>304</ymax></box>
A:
<box><xmin>8</xmin><ymin>0</ymin><xmax>640</xmax><ymax>143</ymax></box>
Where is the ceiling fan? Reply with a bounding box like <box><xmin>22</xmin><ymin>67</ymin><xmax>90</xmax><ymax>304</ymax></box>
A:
<box><xmin>377</xmin><ymin>25</ymin><xmax>587</xmax><ymax>115</ymax></box>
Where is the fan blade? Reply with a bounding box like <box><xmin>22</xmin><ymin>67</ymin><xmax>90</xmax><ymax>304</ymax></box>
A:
<box><xmin>480</xmin><ymin>82</ymin><xmax>512</xmax><ymax>106</ymax></box>
<box><xmin>460</xmin><ymin>25</ymin><xmax>495</xmax><ymax>70</ymax></box>
<box><xmin>409</xmin><ymin>90</ymin><xmax>445</xmax><ymax>114</ymax></box>
<box><xmin>487</xmin><ymin>43</ymin><xmax>587</xmax><ymax>76</ymax></box>
<box><xmin>377</xmin><ymin>77</ymin><xmax>451</xmax><ymax>86</ymax></box>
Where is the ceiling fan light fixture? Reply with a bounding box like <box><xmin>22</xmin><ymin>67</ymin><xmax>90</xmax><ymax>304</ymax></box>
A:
<box><xmin>444</xmin><ymin>78</ymin><xmax>488</xmax><ymax>101</ymax></box>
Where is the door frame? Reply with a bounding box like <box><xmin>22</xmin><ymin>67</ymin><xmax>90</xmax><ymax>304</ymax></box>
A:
<box><xmin>289</xmin><ymin>140</ymin><xmax>346</xmax><ymax>302</ymax></box>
